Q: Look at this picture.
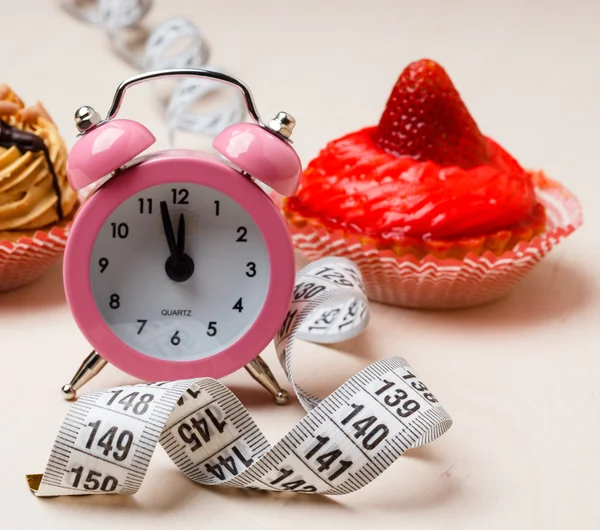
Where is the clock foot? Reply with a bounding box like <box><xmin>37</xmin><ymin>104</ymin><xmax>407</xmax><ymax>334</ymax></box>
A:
<box><xmin>244</xmin><ymin>356</ymin><xmax>289</xmax><ymax>406</ymax></box>
<box><xmin>61</xmin><ymin>350</ymin><xmax>108</xmax><ymax>401</ymax></box>
<box><xmin>61</xmin><ymin>384</ymin><xmax>77</xmax><ymax>400</ymax></box>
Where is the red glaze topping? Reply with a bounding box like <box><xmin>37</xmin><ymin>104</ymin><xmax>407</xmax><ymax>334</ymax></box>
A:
<box><xmin>286</xmin><ymin>59</ymin><xmax>538</xmax><ymax>242</ymax></box>
<box><xmin>287</xmin><ymin>128</ymin><xmax>536</xmax><ymax>240</ymax></box>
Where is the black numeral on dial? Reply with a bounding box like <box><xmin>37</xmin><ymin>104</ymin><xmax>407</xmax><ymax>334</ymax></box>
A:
<box><xmin>236</xmin><ymin>226</ymin><xmax>247</xmax><ymax>242</ymax></box>
<box><xmin>109</xmin><ymin>293</ymin><xmax>120</xmax><ymax>309</ymax></box>
<box><xmin>233</xmin><ymin>298</ymin><xmax>244</xmax><ymax>312</ymax></box>
<box><xmin>138</xmin><ymin>197</ymin><xmax>153</xmax><ymax>214</ymax></box>
<box><xmin>111</xmin><ymin>222</ymin><xmax>129</xmax><ymax>239</ymax></box>
<box><xmin>171</xmin><ymin>330</ymin><xmax>181</xmax><ymax>346</ymax></box>
<box><xmin>246</xmin><ymin>262</ymin><xmax>256</xmax><ymax>277</ymax></box>
<box><xmin>207</xmin><ymin>321</ymin><xmax>217</xmax><ymax>336</ymax></box>
<box><xmin>136</xmin><ymin>319</ymin><xmax>147</xmax><ymax>334</ymax></box>
<box><xmin>172</xmin><ymin>188</ymin><xmax>189</xmax><ymax>204</ymax></box>
<box><xmin>98</xmin><ymin>257</ymin><xmax>109</xmax><ymax>273</ymax></box>
<box><xmin>214</xmin><ymin>200</ymin><xmax>220</xmax><ymax>216</ymax></box>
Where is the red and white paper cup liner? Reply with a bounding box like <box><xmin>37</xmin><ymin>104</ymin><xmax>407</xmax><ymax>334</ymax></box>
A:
<box><xmin>0</xmin><ymin>224</ymin><xmax>71</xmax><ymax>292</ymax></box>
<box><xmin>279</xmin><ymin>174</ymin><xmax>582</xmax><ymax>309</ymax></box>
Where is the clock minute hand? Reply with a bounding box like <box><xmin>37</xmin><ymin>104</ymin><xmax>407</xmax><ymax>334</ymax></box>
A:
<box><xmin>160</xmin><ymin>201</ymin><xmax>179</xmax><ymax>260</ymax></box>
<box><xmin>176</xmin><ymin>213</ymin><xmax>185</xmax><ymax>258</ymax></box>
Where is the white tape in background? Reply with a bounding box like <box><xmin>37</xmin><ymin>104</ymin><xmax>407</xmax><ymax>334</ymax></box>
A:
<box><xmin>61</xmin><ymin>0</ymin><xmax>245</xmax><ymax>141</ymax></box>
<box><xmin>29</xmin><ymin>257</ymin><xmax>452</xmax><ymax>497</ymax></box>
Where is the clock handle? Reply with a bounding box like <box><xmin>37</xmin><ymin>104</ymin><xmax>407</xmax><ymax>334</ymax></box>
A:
<box><xmin>244</xmin><ymin>356</ymin><xmax>289</xmax><ymax>405</ymax></box>
<box><xmin>61</xmin><ymin>351</ymin><xmax>107</xmax><ymax>401</ymax></box>
<box><xmin>104</xmin><ymin>68</ymin><xmax>263</xmax><ymax>126</ymax></box>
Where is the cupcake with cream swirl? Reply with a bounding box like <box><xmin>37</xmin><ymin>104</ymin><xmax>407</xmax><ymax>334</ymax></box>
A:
<box><xmin>0</xmin><ymin>85</ymin><xmax>79</xmax><ymax>291</ymax></box>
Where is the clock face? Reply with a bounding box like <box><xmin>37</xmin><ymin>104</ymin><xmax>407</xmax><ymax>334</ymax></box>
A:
<box><xmin>89</xmin><ymin>182</ymin><xmax>270</xmax><ymax>362</ymax></box>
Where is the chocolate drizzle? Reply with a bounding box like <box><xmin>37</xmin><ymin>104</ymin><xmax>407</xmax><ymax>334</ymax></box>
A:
<box><xmin>0</xmin><ymin>118</ymin><xmax>63</xmax><ymax>220</ymax></box>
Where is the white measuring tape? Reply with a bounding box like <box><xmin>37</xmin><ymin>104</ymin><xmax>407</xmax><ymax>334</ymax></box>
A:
<box><xmin>61</xmin><ymin>0</ymin><xmax>245</xmax><ymax>141</ymax></box>
<box><xmin>28</xmin><ymin>258</ymin><xmax>452</xmax><ymax>497</ymax></box>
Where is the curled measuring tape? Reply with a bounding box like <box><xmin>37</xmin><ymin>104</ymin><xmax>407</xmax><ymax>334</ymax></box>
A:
<box><xmin>27</xmin><ymin>258</ymin><xmax>452</xmax><ymax>497</ymax></box>
<box><xmin>61</xmin><ymin>0</ymin><xmax>245</xmax><ymax>140</ymax></box>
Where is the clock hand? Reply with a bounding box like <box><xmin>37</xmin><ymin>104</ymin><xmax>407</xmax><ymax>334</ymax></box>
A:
<box><xmin>176</xmin><ymin>213</ymin><xmax>185</xmax><ymax>259</ymax></box>
<box><xmin>160</xmin><ymin>201</ymin><xmax>179</xmax><ymax>260</ymax></box>
<box><xmin>160</xmin><ymin>201</ymin><xmax>195</xmax><ymax>282</ymax></box>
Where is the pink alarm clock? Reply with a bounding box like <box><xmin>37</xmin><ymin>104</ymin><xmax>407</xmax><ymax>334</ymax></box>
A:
<box><xmin>61</xmin><ymin>69</ymin><xmax>301</xmax><ymax>404</ymax></box>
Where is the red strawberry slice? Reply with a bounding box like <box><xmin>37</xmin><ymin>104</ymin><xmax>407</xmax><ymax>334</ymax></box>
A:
<box><xmin>372</xmin><ymin>59</ymin><xmax>490</xmax><ymax>169</ymax></box>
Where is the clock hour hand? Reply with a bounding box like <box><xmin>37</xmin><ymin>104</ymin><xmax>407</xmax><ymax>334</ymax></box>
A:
<box><xmin>160</xmin><ymin>201</ymin><xmax>195</xmax><ymax>282</ymax></box>
<box><xmin>160</xmin><ymin>201</ymin><xmax>179</xmax><ymax>259</ymax></box>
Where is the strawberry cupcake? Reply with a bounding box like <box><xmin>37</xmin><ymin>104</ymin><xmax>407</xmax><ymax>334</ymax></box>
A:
<box><xmin>280</xmin><ymin>59</ymin><xmax>582</xmax><ymax>308</ymax></box>
<box><xmin>0</xmin><ymin>85</ymin><xmax>79</xmax><ymax>292</ymax></box>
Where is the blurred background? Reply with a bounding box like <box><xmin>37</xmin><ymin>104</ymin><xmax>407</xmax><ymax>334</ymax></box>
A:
<box><xmin>4</xmin><ymin>0</ymin><xmax>599</xmax><ymax>191</ymax></box>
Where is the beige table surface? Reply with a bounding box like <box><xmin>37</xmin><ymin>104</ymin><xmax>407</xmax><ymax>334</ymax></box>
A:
<box><xmin>1</xmin><ymin>1</ymin><xmax>599</xmax><ymax>528</ymax></box>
